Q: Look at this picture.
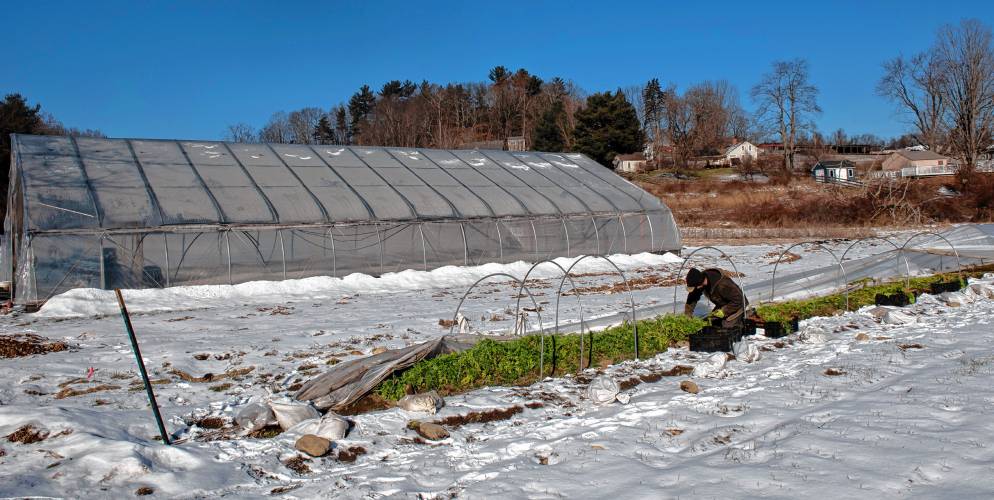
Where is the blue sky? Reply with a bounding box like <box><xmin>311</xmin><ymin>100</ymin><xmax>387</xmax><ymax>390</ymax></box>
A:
<box><xmin>4</xmin><ymin>1</ymin><xmax>993</xmax><ymax>141</ymax></box>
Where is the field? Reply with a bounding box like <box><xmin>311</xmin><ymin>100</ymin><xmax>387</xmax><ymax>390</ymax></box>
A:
<box><xmin>0</xmin><ymin>233</ymin><xmax>992</xmax><ymax>498</ymax></box>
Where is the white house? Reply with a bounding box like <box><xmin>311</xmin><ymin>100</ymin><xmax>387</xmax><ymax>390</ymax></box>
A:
<box><xmin>724</xmin><ymin>141</ymin><xmax>759</xmax><ymax>165</ymax></box>
<box><xmin>613</xmin><ymin>153</ymin><xmax>647</xmax><ymax>173</ymax></box>
<box><xmin>812</xmin><ymin>159</ymin><xmax>857</xmax><ymax>182</ymax></box>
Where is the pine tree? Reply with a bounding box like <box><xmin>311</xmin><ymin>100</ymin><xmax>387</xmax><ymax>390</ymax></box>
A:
<box><xmin>347</xmin><ymin>85</ymin><xmax>376</xmax><ymax>140</ymax></box>
<box><xmin>1</xmin><ymin>93</ymin><xmax>46</xmax><ymax>219</ymax></box>
<box><xmin>312</xmin><ymin>115</ymin><xmax>335</xmax><ymax>144</ymax></box>
<box><xmin>573</xmin><ymin>91</ymin><xmax>646</xmax><ymax>167</ymax></box>
<box><xmin>532</xmin><ymin>101</ymin><xmax>565</xmax><ymax>152</ymax></box>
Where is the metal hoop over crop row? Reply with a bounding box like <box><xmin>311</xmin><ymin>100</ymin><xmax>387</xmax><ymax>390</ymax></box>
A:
<box><xmin>511</xmin><ymin>259</ymin><xmax>586</xmax><ymax>376</ymax></box>
<box><xmin>672</xmin><ymin>246</ymin><xmax>745</xmax><ymax>316</ymax></box>
<box><xmin>898</xmin><ymin>231</ymin><xmax>962</xmax><ymax>288</ymax></box>
<box><xmin>769</xmin><ymin>242</ymin><xmax>847</xmax><ymax>308</ymax></box>
<box><xmin>555</xmin><ymin>255</ymin><xmax>640</xmax><ymax>364</ymax></box>
<box><xmin>840</xmin><ymin>235</ymin><xmax>909</xmax><ymax>310</ymax></box>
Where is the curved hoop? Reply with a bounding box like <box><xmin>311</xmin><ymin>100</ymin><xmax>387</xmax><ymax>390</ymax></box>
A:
<box><xmin>449</xmin><ymin>273</ymin><xmax>545</xmax><ymax>337</ymax></box>
<box><xmin>769</xmin><ymin>242</ymin><xmax>847</xmax><ymax>308</ymax></box>
<box><xmin>511</xmin><ymin>259</ymin><xmax>586</xmax><ymax>376</ymax></box>
<box><xmin>898</xmin><ymin>231</ymin><xmax>963</xmax><ymax>288</ymax></box>
<box><xmin>555</xmin><ymin>255</ymin><xmax>640</xmax><ymax>363</ymax></box>
<box><xmin>840</xmin><ymin>235</ymin><xmax>911</xmax><ymax>309</ymax></box>
<box><xmin>672</xmin><ymin>246</ymin><xmax>744</xmax><ymax>315</ymax></box>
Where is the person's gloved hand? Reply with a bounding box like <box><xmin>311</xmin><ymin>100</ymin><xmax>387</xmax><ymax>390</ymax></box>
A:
<box><xmin>683</xmin><ymin>304</ymin><xmax>695</xmax><ymax>317</ymax></box>
<box><xmin>711</xmin><ymin>309</ymin><xmax>725</xmax><ymax>319</ymax></box>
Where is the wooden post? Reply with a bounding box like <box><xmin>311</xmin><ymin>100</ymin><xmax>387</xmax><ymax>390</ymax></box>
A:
<box><xmin>115</xmin><ymin>289</ymin><xmax>170</xmax><ymax>445</ymax></box>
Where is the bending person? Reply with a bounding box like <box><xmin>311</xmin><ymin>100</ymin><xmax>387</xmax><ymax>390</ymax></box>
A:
<box><xmin>683</xmin><ymin>267</ymin><xmax>748</xmax><ymax>328</ymax></box>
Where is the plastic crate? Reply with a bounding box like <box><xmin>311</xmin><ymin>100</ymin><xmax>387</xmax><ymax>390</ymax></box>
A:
<box><xmin>875</xmin><ymin>292</ymin><xmax>911</xmax><ymax>307</ymax></box>
<box><xmin>762</xmin><ymin>318</ymin><xmax>798</xmax><ymax>338</ymax></box>
<box><xmin>930</xmin><ymin>281</ymin><xmax>962</xmax><ymax>294</ymax></box>
<box><xmin>690</xmin><ymin>326</ymin><xmax>739</xmax><ymax>352</ymax></box>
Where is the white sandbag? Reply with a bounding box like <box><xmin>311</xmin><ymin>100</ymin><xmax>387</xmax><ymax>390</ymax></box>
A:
<box><xmin>269</xmin><ymin>399</ymin><xmax>321</xmax><ymax>430</ymax></box>
<box><xmin>586</xmin><ymin>375</ymin><xmax>620</xmax><ymax>405</ymax></box>
<box><xmin>235</xmin><ymin>402</ymin><xmax>277</xmax><ymax>433</ymax></box>
<box><xmin>965</xmin><ymin>283</ymin><xmax>994</xmax><ymax>300</ymax></box>
<box><xmin>863</xmin><ymin>306</ymin><xmax>893</xmax><ymax>320</ymax></box>
<box><xmin>939</xmin><ymin>291</ymin><xmax>972</xmax><ymax>307</ymax></box>
<box><xmin>397</xmin><ymin>391</ymin><xmax>445</xmax><ymax>414</ymax></box>
<box><xmin>732</xmin><ymin>340</ymin><xmax>761</xmax><ymax>363</ymax></box>
<box><xmin>882</xmin><ymin>309</ymin><xmax>915</xmax><ymax>325</ymax></box>
<box><xmin>693</xmin><ymin>352</ymin><xmax>728</xmax><ymax>378</ymax></box>
<box><xmin>285</xmin><ymin>413</ymin><xmax>350</xmax><ymax>441</ymax></box>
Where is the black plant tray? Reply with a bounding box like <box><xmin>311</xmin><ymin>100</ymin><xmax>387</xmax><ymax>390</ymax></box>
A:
<box><xmin>690</xmin><ymin>326</ymin><xmax>740</xmax><ymax>352</ymax></box>
<box><xmin>743</xmin><ymin>318</ymin><xmax>759</xmax><ymax>337</ymax></box>
<box><xmin>875</xmin><ymin>292</ymin><xmax>911</xmax><ymax>307</ymax></box>
<box><xmin>762</xmin><ymin>318</ymin><xmax>798</xmax><ymax>338</ymax></box>
<box><xmin>930</xmin><ymin>281</ymin><xmax>962</xmax><ymax>294</ymax></box>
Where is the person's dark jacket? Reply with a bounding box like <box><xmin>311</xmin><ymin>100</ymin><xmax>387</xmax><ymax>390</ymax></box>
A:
<box><xmin>684</xmin><ymin>268</ymin><xmax>747</xmax><ymax>317</ymax></box>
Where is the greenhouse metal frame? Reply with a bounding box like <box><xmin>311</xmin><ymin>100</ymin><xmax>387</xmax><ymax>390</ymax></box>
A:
<box><xmin>3</xmin><ymin>134</ymin><xmax>681</xmax><ymax>305</ymax></box>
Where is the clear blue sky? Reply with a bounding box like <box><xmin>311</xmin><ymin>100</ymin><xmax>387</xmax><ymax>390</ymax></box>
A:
<box><xmin>4</xmin><ymin>0</ymin><xmax>993</xmax><ymax>141</ymax></box>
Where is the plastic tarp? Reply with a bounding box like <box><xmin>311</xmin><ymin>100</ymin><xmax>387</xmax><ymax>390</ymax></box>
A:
<box><xmin>3</xmin><ymin>135</ymin><xmax>681</xmax><ymax>304</ymax></box>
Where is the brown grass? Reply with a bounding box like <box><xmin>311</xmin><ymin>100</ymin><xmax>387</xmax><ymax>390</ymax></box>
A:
<box><xmin>170</xmin><ymin>366</ymin><xmax>254</xmax><ymax>383</ymax></box>
<box><xmin>6</xmin><ymin>424</ymin><xmax>49</xmax><ymax>444</ymax></box>
<box><xmin>54</xmin><ymin>384</ymin><xmax>120</xmax><ymax>399</ymax></box>
<box><xmin>283</xmin><ymin>455</ymin><xmax>311</xmax><ymax>474</ymax></box>
<box><xmin>336</xmin><ymin>445</ymin><xmax>367</xmax><ymax>463</ymax></box>
<box><xmin>618</xmin><ymin>365</ymin><xmax>695</xmax><ymax>391</ymax></box>
<box><xmin>0</xmin><ymin>334</ymin><xmax>69</xmax><ymax>358</ymax></box>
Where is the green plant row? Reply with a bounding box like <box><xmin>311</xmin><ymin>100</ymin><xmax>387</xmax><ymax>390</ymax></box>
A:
<box><xmin>375</xmin><ymin>314</ymin><xmax>707</xmax><ymax>401</ymax></box>
<box><xmin>754</xmin><ymin>271</ymin><xmax>972</xmax><ymax>327</ymax></box>
<box><xmin>374</xmin><ymin>268</ymin><xmax>986</xmax><ymax>402</ymax></box>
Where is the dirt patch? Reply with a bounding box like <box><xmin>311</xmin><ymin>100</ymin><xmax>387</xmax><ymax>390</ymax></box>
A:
<box><xmin>664</xmin><ymin>428</ymin><xmax>685</xmax><ymax>436</ymax></box>
<box><xmin>524</xmin><ymin>402</ymin><xmax>545</xmax><ymax>409</ymax></box>
<box><xmin>135</xmin><ymin>486</ymin><xmax>155</xmax><ymax>496</ymax></box>
<box><xmin>0</xmin><ymin>334</ymin><xmax>70</xmax><ymax>358</ymax></box>
<box><xmin>433</xmin><ymin>406</ymin><xmax>524</xmax><ymax>429</ymax></box>
<box><xmin>270</xmin><ymin>484</ymin><xmax>302</xmax><ymax>495</ymax></box>
<box><xmin>824</xmin><ymin>368</ymin><xmax>846</xmax><ymax>376</ymax></box>
<box><xmin>283</xmin><ymin>455</ymin><xmax>311</xmax><ymax>474</ymax></box>
<box><xmin>562</xmin><ymin>273</ymin><xmax>682</xmax><ymax>296</ymax></box>
<box><xmin>6</xmin><ymin>424</ymin><xmax>49</xmax><ymax>444</ymax></box>
<box><xmin>248</xmin><ymin>425</ymin><xmax>283</xmax><ymax>439</ymax></box>
<box><xmin>618</xmin><ymin>365</ymin><xmax>695</xmax><ymax>390</ymax></box>
<box><xmin>195</xmin><ymin>417</ymin><xmax>228</xmax><ymax>429</ymax></box>
<box><xmin>765</xmin><ymin>251</ymin><xmax>801</xmax><ymax>264</ymax></box>
<box><xmin>166</xmin><ymin>316</ymin><xmax>194</xmax><ymax>322</ymax></box>
<box><xmin>170</xmin><ymin>366</ymin><xmax>254</xmax><ymax>383</ymax></box>
<box><xmin>898</xmin><ymin>343</ymin><xmax>925</xmax><ymax>351</ymax></box>
<box><xmin>336</xmin><ymin>445</ymin><xmax>367</xmax><ymax>463</ymax></box>
<box><xmin>54</xmin><ymin>384</ymin><xmax>120</xmax><ymax>399</ymax></box>
<box><xmin>337</xmin><ymin>394</ymin><xmax>394</xmax><ymax>416</ymax></box>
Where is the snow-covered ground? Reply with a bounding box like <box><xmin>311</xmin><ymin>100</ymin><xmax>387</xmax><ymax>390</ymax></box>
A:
<box><xmin>1</xmin><ymin>238</ymin><xmax>990</xmax><ymax>498</ymax></box>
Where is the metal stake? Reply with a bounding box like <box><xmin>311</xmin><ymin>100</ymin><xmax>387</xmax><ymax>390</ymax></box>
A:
<box><xmin>115</xmin><ymin>289</ymin><xmax>171</xmax><ymax>445</ymax></box>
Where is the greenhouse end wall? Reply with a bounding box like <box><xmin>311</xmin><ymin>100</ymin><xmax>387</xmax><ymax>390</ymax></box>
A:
<box><xmin>5</xmin><ymin>135</ymin><xmax>682</xmax><ymax>305</ymax></box>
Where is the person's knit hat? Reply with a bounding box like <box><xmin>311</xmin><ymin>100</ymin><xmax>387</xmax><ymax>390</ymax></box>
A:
<box><xmin>686</xmin><ymin>268</ymin><xmax>705</xmax><ymax>288</ymax></box>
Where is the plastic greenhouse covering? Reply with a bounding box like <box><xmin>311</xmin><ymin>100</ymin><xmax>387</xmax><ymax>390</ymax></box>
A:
<box><xmin>2</xmin><ymin>134</ymin><xmax>681</xmax><ymax>305</ymax></box>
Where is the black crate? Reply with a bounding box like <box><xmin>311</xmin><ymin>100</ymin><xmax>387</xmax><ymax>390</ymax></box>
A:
<box><xmin>930</xmin><ymin>281</ymin><xmax>962</xmax><ymax>294</ymax></box>
<box><xmin>875</xmin><ymin>292</ymin><xmax>911</xmax><ymax>307</ymax></box>
<box><xmin>690</xmin><ymin>326</ymin><xmax>738</xmax><ymax>352</ymax></box>
<box><xmin>743</xmin><ymin>318</ymin><xmax>758</xmax><ymax>337</ymax></box>
<box><xmin>762</xmin><ymin>318</ymin><xmax>798</xmax><ymax>338</ymax></box>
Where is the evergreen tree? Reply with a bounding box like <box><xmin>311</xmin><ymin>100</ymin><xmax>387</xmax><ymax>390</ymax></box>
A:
<box><xmin>1</xmin><ymin>93</ymin><xmax>46</xmax><ymax>220</ymax></box>
<box><xmin>532</xmin><ymin>101</ymin><xmax>566</xmax><ymax>152</ymax></box>
<box><xmin>333</xmin><ymin>106</ymin><xmax>350</xmax><ymax>144</ymax></box>
<box><xmin>347</xmin><ymin>85</ymin><xmax>376</xmax><ymax>139</ymax></box>
<box><xmin>573</xmin><ymin>91</ymin><xmax>646</xmax><ymax>167</ymax></box>
<box><xmin>312</xmin><ymin>115</ymin><xmax>335</xmax><ymax>144</ymax></box>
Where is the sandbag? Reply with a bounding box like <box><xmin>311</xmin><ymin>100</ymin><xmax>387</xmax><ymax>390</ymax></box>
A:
<box><xmin>882</xmin><ymin>309</ymin><xmax>916</xmax><ymax>325</ymax></box>
<box><xmin>939</xmin><ymin>291</ymin><xmax>972</xmax><ymax>307</ymax></box>
<box><xmin>693</xmin><ymin>352</ymin><xmax>728</xmax><ymax>378</ymax></box>
<box><xmin>732</xmin><ymin>340</ymin><xmax>761</xmax><ymax>363</ymax></box>
<box><xmin>269</xmin><ymin>399</ymin><xmax>321</xmax><ymax>430</ymax></box>
<box><xmin>397</xmin><ymin>391</ymin><xmax>445</xmax><ymax>414</ymax></box>
<box><xmin>965</xmin><ymin>282</ymin><xmax>994</xmax><ymax>299</ymax></box>
<box><xmin>235</xmin><ymin>402</ymin><xmax>277</xmax><ymax>433</ymax></box>
<box><xmin>285</xmin><ymin>413</ymin><xmax>350</xmax><ymax>441</ymax></box>
<box><xmin>586</xmin><ymin>375</ymin><xmax>620</xmax><ymax>405</ymax></box>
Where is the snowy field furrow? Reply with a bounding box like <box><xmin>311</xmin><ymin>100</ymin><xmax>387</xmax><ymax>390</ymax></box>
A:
<box><xmin>1</xmin><ymin>239</ymin><xmax>991</xmax><ymax>498</ymax></box>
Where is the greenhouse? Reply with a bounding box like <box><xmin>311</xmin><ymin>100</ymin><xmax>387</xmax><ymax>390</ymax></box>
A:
<box><xmin>2</xmin><ymin>134</ymin><xmax>680</xmax><ymax>305</ymax></box>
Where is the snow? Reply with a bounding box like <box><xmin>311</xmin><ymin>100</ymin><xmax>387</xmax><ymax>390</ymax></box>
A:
<box><xmin>37</xmin><ymin>252</ymin><xmax>683</xmax><ymax>319</ymax></box>
<box><xmin>2</xmin><ymin>237</ymin><xmax>992</xmax><ymax>498</ymax></box>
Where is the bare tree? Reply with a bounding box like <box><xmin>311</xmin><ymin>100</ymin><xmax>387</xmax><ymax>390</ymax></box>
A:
<box><xmin>223</xmin><ymin>122</ymin><xmax>257</xmax><ymax>143</ymax></box>
<box><xmin>751</xmin><ymin>59</ymin><xmax>821</xmax><ymax>171</ymax></box>
<box><xmin>259</xmin><ymin>112</ymin><xmax>292</xmax><ymax>143</ymax></box>
<box><xmin>877</xmin><ymin>51</ymin><xmax>948</xmax><ymax>152</ymax></box>
<box><xmin>287</xmin><ymin>107</ymin><xmax>324</xmax><ymax>144</ymax></box>
<box><xmin>935</xmin><ymin>19</ymin><xmax>994</xmax><ymax>172</ymax></box>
